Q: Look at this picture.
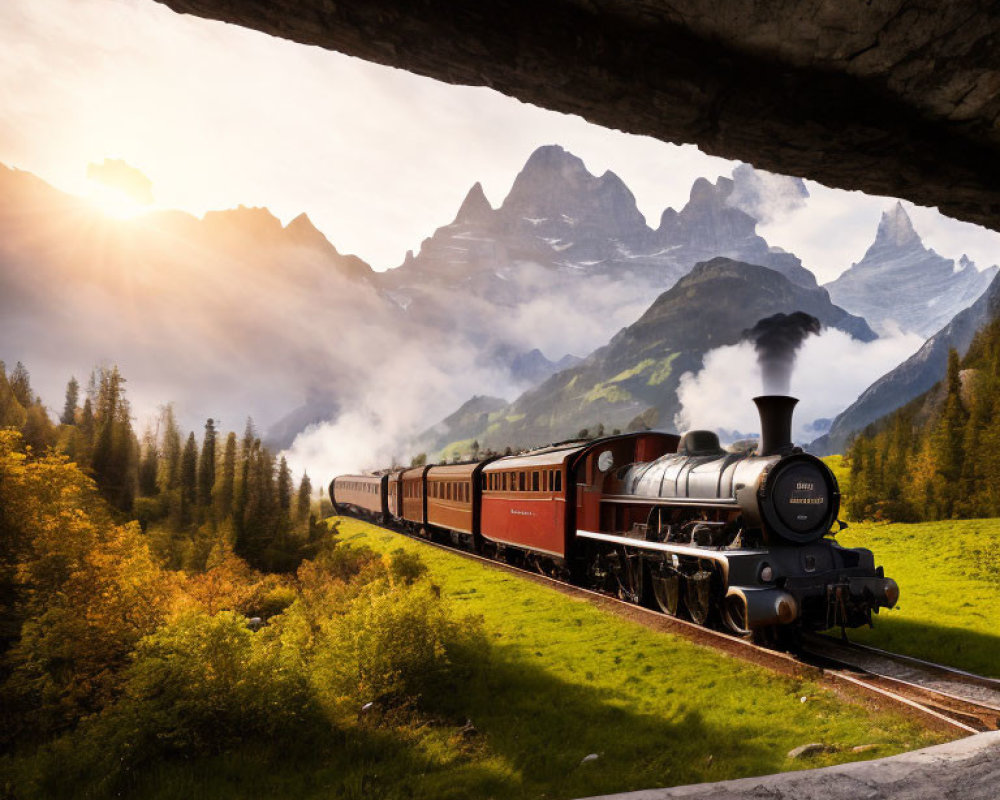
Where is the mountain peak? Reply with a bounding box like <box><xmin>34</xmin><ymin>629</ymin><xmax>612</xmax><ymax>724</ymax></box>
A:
<box><xmin>454</xmin><ymin>181</ymin><xmax>494</xmax><ymax>225</ymax></box>
<box><xmin>285</xmin><ymin>212</ymin><xmax>337</xmax><ymax>250</ymax></box>
<box><xmin>874</xmin><ymin>202</ymin><xmax>921</xmax><ymax>249</ymax></box>
<box><xmin>521</xmin><ymin>144</ymin><xmax>586</xmax><ymax>173</ymax></box>
<box><xmin>499</xmin><ymin>144</ymin><xmax>645</xmax><ymax>234</ymax></box>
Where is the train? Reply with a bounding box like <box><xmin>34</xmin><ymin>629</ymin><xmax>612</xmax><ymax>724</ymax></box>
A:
<box><xmin>329</xmin><ymin>394</ymin><xmax>898</xmax><ymax>640</ymax></box>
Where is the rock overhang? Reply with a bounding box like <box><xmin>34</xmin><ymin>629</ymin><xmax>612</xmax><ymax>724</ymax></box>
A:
<box><xmin>152</xmin><ymin>0</ymin><xmax>1000</xmax><ymax>232</ymax></box>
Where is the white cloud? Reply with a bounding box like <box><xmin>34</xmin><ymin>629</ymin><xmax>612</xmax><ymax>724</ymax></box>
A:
<box><xmin>727</xmin><ymin>164</ymin><xmax>808</xmax><ymax>224</ymax></box>
<box><xmin>674</xmin><ymin>328</ymin><xmax>925</xmax><ymax>443</ymax></box>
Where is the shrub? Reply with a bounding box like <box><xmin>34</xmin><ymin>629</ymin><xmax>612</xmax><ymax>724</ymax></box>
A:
<box><xmin>313</xmin><ymin>579</ymin><xmax>485</xmax><ymax>713</ymax></box>
<box><xmin>16</xmin><ymin>610</ymin><xmax>328</xmax><ymax>798</ymax></box>
<box><xmin>387</xmin><ymin>548</ymin><xmax>428</xmax><ymax>586</ymax></box>
<box><xmin>258</xmin><ymin>585</ymin><xmax>298</xmax><ymax>618</ymax></box>
<box><xmin>120</xmin><ymin>611</ymin><xmax>322</xmax><ymax>755</ymax></box>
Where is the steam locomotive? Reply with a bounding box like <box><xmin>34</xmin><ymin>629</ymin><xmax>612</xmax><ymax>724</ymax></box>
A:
<box><xmin>330</xmin><ymin>395</ymin><xmax>898</xmax><ymax>638</ymax></box>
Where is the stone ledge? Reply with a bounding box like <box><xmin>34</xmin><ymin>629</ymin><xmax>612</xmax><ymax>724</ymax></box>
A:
<box><xmin>579</xmin><ymin>731</ymin><xmax>1000</xmax><ymax>800</ymax></box>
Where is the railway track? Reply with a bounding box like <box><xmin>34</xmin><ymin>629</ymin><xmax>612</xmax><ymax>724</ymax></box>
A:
<box><xmin>799</xmin><ymin>634</ymin><xmax>1000</xmax><ymax>734</ymax></box>
<box><xmin>352</xmin><ymin>517</ymin><xmax>998</xmax><ymax>736</ymax></box>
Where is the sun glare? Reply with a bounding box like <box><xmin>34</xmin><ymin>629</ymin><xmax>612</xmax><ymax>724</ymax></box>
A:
<box><xmin>85</xmin><ymin>183</ymin><xmax>150</xmax><ymax>220</ymax></box>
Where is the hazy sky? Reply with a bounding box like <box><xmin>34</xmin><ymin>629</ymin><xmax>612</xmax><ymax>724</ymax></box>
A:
<box><xmin>1</xmin><ymin>0</ymin><xmax>998</xmax><ymax>282</ymax></box>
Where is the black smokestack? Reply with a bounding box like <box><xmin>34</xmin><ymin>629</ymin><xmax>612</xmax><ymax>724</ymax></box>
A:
<box><xmin>754</xmin><ymin>395</ymin><xmax>798</xmax><ymax>456</ymax></box>
<box><xmin>743</xmin><ymin>312</ymin><xmax>822</xmax><ymax>394</ymax></box>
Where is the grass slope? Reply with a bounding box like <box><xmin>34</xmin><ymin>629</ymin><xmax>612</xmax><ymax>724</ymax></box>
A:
<box><xmin>838</xmin><ymin>518</ymin><xmax>1000</xmax><ymax>679</ymax></box>
<box><xmin>321</xmin><ymin>518</ymin><xmax>946</xmax><ymax>798</ymax></box>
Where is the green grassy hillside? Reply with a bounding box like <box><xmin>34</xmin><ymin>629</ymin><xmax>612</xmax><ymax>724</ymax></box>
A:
<box><xmin>320</xmin><ymin>518</ymin><xmax>947</xmax><ymax>799</ymax></box>
<box><xmin>838</xmin><ymin>518</ymin><xmax>1000</xmax><ymax>678</ymax></box>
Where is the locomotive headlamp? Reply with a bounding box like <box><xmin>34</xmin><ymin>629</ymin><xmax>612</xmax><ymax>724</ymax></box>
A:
<box><xmin>883</xmin><ymin>578</ymin><xmax>900</xmax><ymax>608</ymax></box>
<box><xmin>760</xmin><ymin>564</ymin><xmax>774</xmax><ymax>583</ymax></box>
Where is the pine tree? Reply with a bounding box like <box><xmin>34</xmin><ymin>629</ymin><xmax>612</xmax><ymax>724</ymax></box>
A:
<box><xmin>198</xmin><ymin>419</ymin><xmax>217</xmax><ymax>508</ymax></box>
<box><xmin>60</xmin><ymin>377</ymin><xmax>79</xmax><ymax>426</ymax></box>
<box><xmin>158</xmin><ymin>405</ymin><xmax>182</xmax><ymax>492</ymax></box>
<box><xmin>233</xmin><ymin>419</ymin><xmax>256</xmax><ymax>528</ymax></box>
<box><xmin>181</xmin><ymin>432</ymin><xmax>198</xmax><ymax>506</ymax></box>
<box><xmin>21</xmin><ymin>405</ymin><xmax>55</xmax><ymax>453</ymax></box>
<box><xmin>0</xmin><ymin>363</ymin><xmax>27</xmax><ymax>430</ymax></box>
<box><xmin>90</xmin><ymin>367</ymin><xmax>137</xmax><ymax>510</ymax></box>
<box><xmin>277</xmin><ymin>456</ymin><xmax>292</xmax><ymax>513</ymax></box>
<box><xmin>933</xmin><ymin>348</ymin><xmax>966</xmax><ymax>517</ymax></box>
<box><xmin>215</xmin><ymin>431</ymin><xmax>237</xmax><ymax>519</ymax></box>
<box><xmin>138</xmin><ymin>426</ymin><xmax>159</xmax><ymax>497</ymax></box>
<box><xmin>296</xmin><ymin>472</ymin><xmax>313</xmax><ymax>524</ymax></box>
<box><xmin>8</xmin><ymin>362</ymin><xmax>32</xmax><ymax>408</ymax></box>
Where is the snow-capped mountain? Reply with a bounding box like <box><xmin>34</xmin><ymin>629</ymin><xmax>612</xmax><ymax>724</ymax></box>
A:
<box><xmin>825</xmin><ymin>203</ymin><xmax>997</xmax><ymax>337</ymax></box>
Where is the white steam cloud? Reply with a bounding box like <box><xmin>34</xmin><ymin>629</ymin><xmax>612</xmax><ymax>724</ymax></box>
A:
<box><xmin>727</xmin><ymin>164</ymin><xmax>809</xmax><ymax>225</ymax></box>
<box><xmin>674</xmin><ymin>328</ymin><xmax>925</xmax><ymax>443</ymax></box>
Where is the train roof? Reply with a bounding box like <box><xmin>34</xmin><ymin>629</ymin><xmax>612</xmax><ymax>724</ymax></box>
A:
<box><xmin>426</xmin><ymin>462</ymin><xmax>480</xmax><ymax>479</ymax></box>
<box><xmin>483</xmin><ymin>442</ymin><xmax>589</xmax><ymax>471</ymax></box>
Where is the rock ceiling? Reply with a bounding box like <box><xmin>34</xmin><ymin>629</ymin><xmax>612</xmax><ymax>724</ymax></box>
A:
<box><xmin>154</xmin><ymin>0</ymin><xmax>1000</xmax><ymax>231</ymax></box>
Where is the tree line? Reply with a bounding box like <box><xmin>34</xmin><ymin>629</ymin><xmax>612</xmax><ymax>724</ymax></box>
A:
<box><xmin>0</xmin><ymin>361</ymin><xmax>319</xmax><ymax>573</ymax></box>
<box><xmin>847</xmin><ymin>316</ymin><xmax>1000</xmax><ymax>522</ymax></box>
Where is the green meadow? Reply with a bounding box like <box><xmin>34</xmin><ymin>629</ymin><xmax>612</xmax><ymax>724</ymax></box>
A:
<box><xmin>304</xmin><ymin>517</ymin><xmax>948</xmax><ymax>799</ymax></box>
<box><xmin>824</xmin><ymin>454</ymin><xmax>1000</xmax><ymax>678</ymax></box>
<box><xmin>837</xmin><ymin>518</ymin><xmax>1000</xmax><ymax>678</ymax></box>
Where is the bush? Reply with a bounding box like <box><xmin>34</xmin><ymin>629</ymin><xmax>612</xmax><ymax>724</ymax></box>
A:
<box><xmin>258</xmin><ymin>585</ymin><xmax>298</xmax><ymax>618</ymax></box>
<box><xmin>387</xmin><ymin>548</ymin><xmax>428</xmax><ymax>586</ymax></box>
<box><xmin>14</xmin><ymin>610</ymin><xmax>328</xmax><ymax>798</ymax></box>
<box><xmin>313</xmin><ymin>579</ymin><xmax>485</xmax><ymax>713</ymax></box>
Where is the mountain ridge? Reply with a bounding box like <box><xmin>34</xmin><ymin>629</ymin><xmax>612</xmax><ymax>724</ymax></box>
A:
<box><xmin>422</xmin><ymin>257</ymin><xmax>875</xmax><ymax>456</ymax></box>
<box><xmin>825</xmin><ymin>202</ymin><xmax>997</xmax><ymax>337</ymax></box>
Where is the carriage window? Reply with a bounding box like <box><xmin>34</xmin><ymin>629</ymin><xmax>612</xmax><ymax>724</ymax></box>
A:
<box><xmin>554</xmin><ymin>471</ymin><xmax>562</xmax><ymax>491</ymax></box>
<box><xmin>532</xmin><ymin>471</ymin><xmax>539</xmax><ymax>492</ymax></box>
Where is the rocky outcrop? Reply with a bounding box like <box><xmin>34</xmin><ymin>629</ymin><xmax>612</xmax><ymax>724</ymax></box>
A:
<box><xmin>154</xmin><ymin>0</ymin><xmax>1000</xmax><ymax>233</ymax></box>
<box><xmin>825</xmin><ymin>203</ymin><xmax>996</xmax><ymax>337</ymax></box>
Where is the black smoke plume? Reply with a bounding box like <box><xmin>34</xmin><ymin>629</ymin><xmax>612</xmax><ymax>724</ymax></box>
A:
<box><xmin>742</xmin><ymin>312</ymin><xmax>822</xmax><ymax>395</ymax></box>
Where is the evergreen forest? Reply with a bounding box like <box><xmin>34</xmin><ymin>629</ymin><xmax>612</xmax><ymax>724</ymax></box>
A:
<box><xmin>847</xmin><ymin>317</ymin><xmax>1000</xmax><ymax>522</ymax></box>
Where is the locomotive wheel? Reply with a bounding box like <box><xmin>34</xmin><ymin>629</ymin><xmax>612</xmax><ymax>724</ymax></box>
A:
<box><xmin>616</xmin><ymin>548</ymin><xmax>646</xmax><ymax>605</ymax></box>
<box><xmin>651</xmin><ymin>570</ymin><xmax>682</xmax><ymax>616</ymax></box>
<box><xmin>685</xmin><ymin>570</ymin><xmax>714</xmax><ymax>626</ymax></box>
<box><xmin>722</xmin><ymin>595</ymin><xmax>751</xmax><ymax>637</ymax></box>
